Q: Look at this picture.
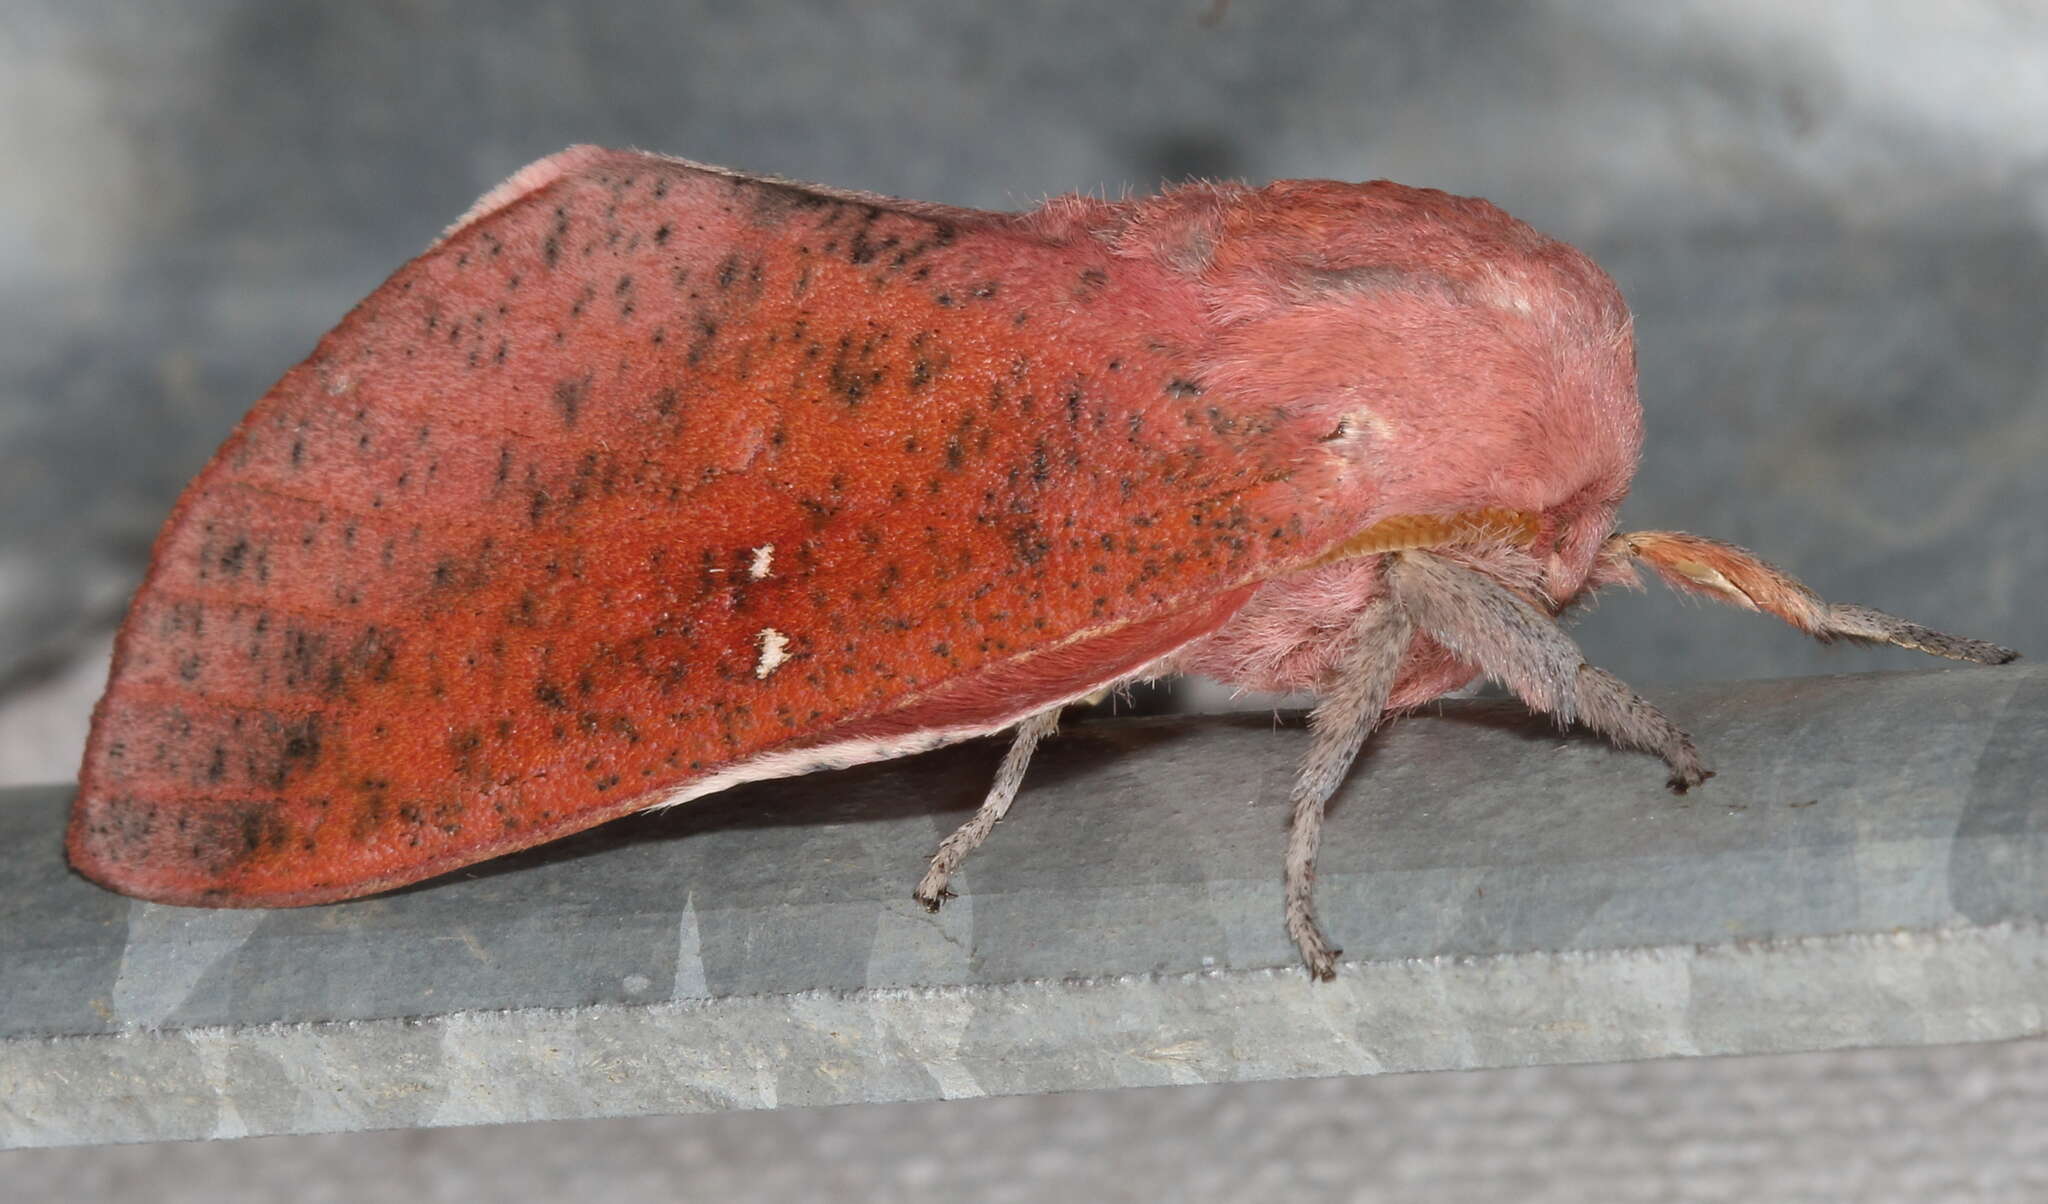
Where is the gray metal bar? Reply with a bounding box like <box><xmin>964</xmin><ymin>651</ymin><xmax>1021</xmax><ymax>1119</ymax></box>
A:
<box><xmin>3</xmin><ymin>665</ymin><xmax>2043</xmax><ymax>1148</ymax></box>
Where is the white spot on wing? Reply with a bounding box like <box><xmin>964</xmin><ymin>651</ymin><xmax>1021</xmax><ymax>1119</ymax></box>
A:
<box><xmin>748</xmin><ymin>544</ymin><xmax>774</xmax><ymax>580</ymax></box>
<box><xmin>754</xmin><ymin>627</ymin><xmax>790</xmax><ymax>678</ymax></box>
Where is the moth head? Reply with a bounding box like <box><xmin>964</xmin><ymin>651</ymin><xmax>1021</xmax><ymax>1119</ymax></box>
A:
<box><xmin>1166</xmin><ymin>178</ymin><xmax>1644</xmax><ymax>606</ymax></box>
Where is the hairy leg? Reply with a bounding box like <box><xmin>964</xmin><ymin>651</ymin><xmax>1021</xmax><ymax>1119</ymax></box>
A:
<box><xmin>1605</xmin><ymin>531</ymin><xmax>2018</xmax><ymax>665</ymax></box>
<box><xmin>1388</xmin><ymin>550</ymin><xmax>1708</xmax><ymax>788</ymax></box>
<box><xmin>915</xmin><ymin>707</ymin><xmax>1062</xmax><ymax>910</ymax></box>
<box><xmin>1286</xmin><ymin>598</ymin><xmax>1412</xmax><ymax>980</ymax></box>
<box><xmin>1571</xmin><ymin>665</ymin><xmax>1709</xmax><ymax>791</ymax></box>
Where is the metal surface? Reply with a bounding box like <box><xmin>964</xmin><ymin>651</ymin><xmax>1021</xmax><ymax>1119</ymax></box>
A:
<box><xmin>3</xmin><ymin>665</ymin><xmax>2042</xmax><ymax>1148</ymax></box>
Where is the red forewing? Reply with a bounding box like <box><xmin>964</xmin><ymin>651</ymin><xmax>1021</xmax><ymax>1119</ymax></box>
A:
<box><xmin>70</xmin><ymin>148</ymin><xmax>1319</xmax><ymax>906</ymax></box>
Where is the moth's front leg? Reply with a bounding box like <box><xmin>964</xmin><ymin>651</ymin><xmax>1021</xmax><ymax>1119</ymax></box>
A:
<box><xmin>1389</xmin><ymin>550</ymin><xmax>1709</xmax><ymax>790</ymax></box>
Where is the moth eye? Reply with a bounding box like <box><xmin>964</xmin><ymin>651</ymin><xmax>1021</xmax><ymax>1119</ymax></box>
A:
<box><xmin>1319</xmin><ymin>418</ymin><xmax>1350</xmax><ymax>443</ymax></box>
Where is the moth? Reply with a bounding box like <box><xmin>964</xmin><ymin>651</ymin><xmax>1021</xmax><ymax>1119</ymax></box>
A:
<box><xmin>71</xmin><ymin>146</ymin><xmax>2016</xmax><ymax>979</ymax></box>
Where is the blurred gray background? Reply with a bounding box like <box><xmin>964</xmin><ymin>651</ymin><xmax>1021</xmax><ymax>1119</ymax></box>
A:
<box><xmin>2</xmin><ymin>0</ymin><xmax>2043</xmax><ymax>1198</ymax></box>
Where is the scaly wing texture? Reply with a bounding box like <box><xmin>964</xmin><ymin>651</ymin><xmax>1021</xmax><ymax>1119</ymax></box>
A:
<box><xmin>71</xmin><ymin>148</ymin><xmax>1317</xmax><ymax>906</ymax></box>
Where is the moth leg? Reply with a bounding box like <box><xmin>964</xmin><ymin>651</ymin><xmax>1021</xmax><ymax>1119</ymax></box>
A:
<box><xmin>1286</xmin><ymin>598</ymin><xmax>1412</xmax><ymax>981</ymax></box>
<box><xmin>1569</xmin><ymin>665</ymin><xmax>1709</xmax><ymax>791</ymax></box>
<box><xmin>1389</xmin><ymin>550</ymin><xmax>1709</xmax><ymax>790</ymax></box>
<box><xmin>1606</xmin><ymin>531</ymin><xmax>2018</xmax><ymax>665</ymax></box>
<box><xmin>914</xmin><ymin>707</ymin><xmax>1063</xmax><ymax>911</ymax></box>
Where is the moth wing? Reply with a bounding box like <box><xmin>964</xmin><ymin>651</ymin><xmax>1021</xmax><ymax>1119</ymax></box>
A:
<box><xmin>70</xmin><ymin>148</ymin><xmax>1300</xmax><ymax>906</ymax></box>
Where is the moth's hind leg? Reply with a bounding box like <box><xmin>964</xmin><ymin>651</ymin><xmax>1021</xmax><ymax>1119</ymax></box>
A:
<box><xmin>1388</xmin><ymin>550</ymin><xmax>1709</xmax><ymax>790</ymax></box>
<box><xmin>914</xmin><ymin>707</ymin><xmax>1062</xmax><ymax>910</ymax></box>
<box><xmin>1607</xmin><ymin>531</ymin><xmax>2018</xmax><ymax>665</ymax></box>
<box><xmin>1286</xmin><ymin>598</ymin><xmax>1412</xmax><ymax>980</ymax></box>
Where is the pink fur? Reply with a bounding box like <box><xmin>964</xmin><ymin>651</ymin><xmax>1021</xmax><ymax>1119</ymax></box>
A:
<box><xmin>1059</xmin><ymin>179</ymin><xmax>1642</xmax><ymax>699</ymax></box>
